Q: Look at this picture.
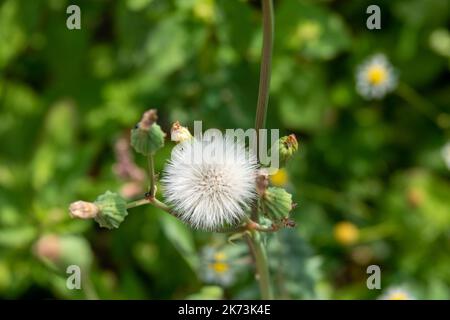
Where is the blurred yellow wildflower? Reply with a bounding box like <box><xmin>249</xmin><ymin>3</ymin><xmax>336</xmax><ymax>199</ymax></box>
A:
<box><xmin>291</xmin><ymin>20</ymin><xmax>322</xmax><ymax>46</ymax></box>
<box><xmin>193</xmin><ymin>0</ymin><xmax>215</xmax><ymax>24</ymax></box>
<box><xmin>270</xmin><ymin>168</ymin><xmax>288</xmax><ymax>187</ymax></box>
<box><xmin>209</xmin><ymin>261</ymin><xmax>229</xmax><ymax>274</ymax></box>
<box><xmin>366</xmin><ymin>65</ymin><xmax>387</xmax><ymax>86</ymax></box>
<box><xmin>334</xmin><ymin>221</ymin><xmax>359</xmax><ymax>245</ymax></box>
<box><xmin>201</xmin><ymin>247</ymin><xmax>234</xmax><ymax>286</ymax></box>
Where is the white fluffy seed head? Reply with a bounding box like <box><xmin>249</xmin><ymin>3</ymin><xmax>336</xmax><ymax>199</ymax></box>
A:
<box><xmin>161</xmin><ymin>135</ymin><xmax>257</xmax><ymax>230</ymax></box>
<box><xmin>356</xmin><ymin>53</ymin><xmax>397</xmax><ymax>100</ymax></box>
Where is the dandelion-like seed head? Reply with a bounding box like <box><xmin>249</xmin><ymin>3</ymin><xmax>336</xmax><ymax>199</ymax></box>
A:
<box><xmin>356</xmin><ymin>54</ymin><xmax>397</xmax><ymax>100</ymax></box>
<box><xmin>162</xmin><ymin>135</ymin><xmax>257</xmax><ymax>230</ymax></box>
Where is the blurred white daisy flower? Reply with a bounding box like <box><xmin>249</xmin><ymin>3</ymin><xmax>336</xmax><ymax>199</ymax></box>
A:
<box><xmin>441</xmin><ymin>141</ymin><xmax>450</xmax><ymax>170</ymax></box>
<box><xmin>356</xmin><ymin>54</ymin><xmax>397</xmax><ymax>100</ymax></box>
<box><xmin>162</xmin><ymin>135</ymin><xmax>257</xmax><ymax>230</ymax></box>
<box><xmin>379</xmin><ymin>287</ymin><xmax>415</xmax><ymax>300</ymax></box>
<box><xmin>200</xmin><ymin>246</ymin><xmax>235</xmax><ymax>286</ymax></box>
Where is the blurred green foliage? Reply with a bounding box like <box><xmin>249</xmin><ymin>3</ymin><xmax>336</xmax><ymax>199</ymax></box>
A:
<box><xmin>0</xmin><ymin>0</ymin><xmax>449</xmax><ymax>299</ymax></box>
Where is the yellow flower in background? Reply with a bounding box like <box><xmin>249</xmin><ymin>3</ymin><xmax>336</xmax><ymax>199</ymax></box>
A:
<box><xmin>356</xmin><ymin>54</ymin><xmax>397</xmax><ymax>100</ymax></box>
<box><xmin>334</xmin><ymin>221</ymin><xmax>359</xmax><ymax>245</ymax></box>
<box><xmin>366</xmin><ymin>65</ymin><xmax>387</xmax><ymax>86</ymax></box>
<box><xmin>200</xmin><ymin>247</ymin><xmax>234</xmax><ymax>286</ymax></box>
<box><xmin>193</xmin><ymin>0</ymin><xmax>216</xmax><ymax>24</ymax></box>
<box><xmin>379</xmin><ymin>287</ymin><xmax>415</xmax><ymax>300</ymax></box>
<box><xmin>270</xmin><ymin>168</ymin><xmax>288</xmax><ymax>187</ymax></box>
<box><xmin>209</xmin><ymin>261</ymin><xmax>229</xmax><ymax>274</ymax></box>
<box><xmin>214</xmin><ymin>251</ymin><xmax>226</xmax><ymax>261</ymax></box>
<box><xmin>209</xmin><ymin>251</ymin><xmax>230</xmax><ymax>273</ymax></box>
<box><xmin>290</xmin><ymin>20</ymin><xmax>322</xmax><ymax>47</ymax></box>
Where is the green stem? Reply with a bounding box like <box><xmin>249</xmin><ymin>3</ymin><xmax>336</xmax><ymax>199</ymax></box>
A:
<box><xmin>126</xmin><ymin>197</ymin><xmax>173</xmax><ymax>215</ymax></box>
<box><xmin>247</xmin><ymin>0</ymin><xmax>275</xmax><ymax>300</ymax></box>
<box><xmin>255</xmin><ymin>0</ymin><xmax>274</xmax><ymax>154</ymax></box>
<box><xmin>147</xmin><ymin>155</ymin><xmax>156</xmax><ymax>197</ymax></box>
<box><xmin>396</xmin><ymin>82</ymin><xmax>439</xmax><ymax>125</ymax></box>
<box><xmin>83</xmin><ymin>277</ymin><xmax>99</xmax><ymax>300</ymax></box>
<box><xmin>217</xmin><ymin>218</ymin><xmax>280</xmax><ymax>233</ymax></box>
<box><xmin>246</xmin><ymin>231</ymin><xmax>274</xmax><ymax>299</ymax></box>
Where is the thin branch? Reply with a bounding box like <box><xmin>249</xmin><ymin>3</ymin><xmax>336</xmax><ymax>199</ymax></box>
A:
<box><xmin>147</xmin><ymin>155</ymin><xmax>156</xmax><ymax>197</ymax></box>
<box><xmin>126</xmin><ymin>196</ymin><xmax>174</xmax><ymax>216</ymax></box>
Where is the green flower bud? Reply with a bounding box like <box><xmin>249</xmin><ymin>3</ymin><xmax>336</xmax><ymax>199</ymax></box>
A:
<box><xmin>259</xmin><ymin>187</ymin><xmax>294</xmax><ymax>223</ymax></box>
<box><xmin>94</xmin><ymin>191</ymin><xmax>128</xmax><ymax>229</ymax></box>
<box><xmin>131</xmin><ymin>109</ymin><xmax>165</xmax><ymax>155</ymax></box>
<box><xmin>274</xmin><ymin>134</ymin><xmax>298</xmax><ymax>167</ymax></box>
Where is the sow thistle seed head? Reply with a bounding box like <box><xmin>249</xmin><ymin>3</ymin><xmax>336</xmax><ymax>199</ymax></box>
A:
<box><xmin>161</xmin><ymin>135</ymin><xmax>258</xmax><ymax>231</ymax></box>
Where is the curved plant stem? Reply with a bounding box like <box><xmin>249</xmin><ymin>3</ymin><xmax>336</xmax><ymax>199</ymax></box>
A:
<box><xmin>396</xmin><ymin>82</ymin><xmax>440</xmax><ymax>126</ymax></box>
<box><xmin>147</xmin><ymin>155</ymin><xmax>156</xmax><ymax>197</ymax></box>
<box><xmin>126</xmin><ymin>197</ymin><xmax>174</xmax><ymax>215</ymax></box>
<box><xmin>246</xmin><ymin>231</ymin><xmax>274</xmax><ymax>299</ymax></box>
<box><xmin>83</xmin><ymin>277</ymin><xmax>99</xmax><ymax>300</ymax></box>
<box><xmin>217</xmin><ymin>218</ymin><xmax>280</xmax><ymax>233</ymax></box>
<box><xmin>254</xmin><ymin>0</ymin><xmax>274</xmax><ymax>144</ymax></box>
<box><xmin>248</xmin><ymin>0</ymin><xmax>275</xmax><ymax>300</ymax></box>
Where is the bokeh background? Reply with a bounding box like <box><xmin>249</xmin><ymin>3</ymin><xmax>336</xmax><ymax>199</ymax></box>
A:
<box><xmin>0</xmin><ymin>0</ymin><xmax>449</xmax><ymax>299</ymax></box>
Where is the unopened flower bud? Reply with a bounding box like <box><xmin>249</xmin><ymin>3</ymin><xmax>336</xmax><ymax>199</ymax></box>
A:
<box><xmin>259</xmin><ymin>187</ymin><xmax>293</xmax><ymax>223</ymax></box>
<box><xmin>69</xmin><ymin>201</ymin><xmax>99</xmax><ymax>219</ymax></box>
<box><xmin>171</xmin><ymin>121</ymin><xmax>192</xmax><ymax>143</ymax></box>
<box><xmin>94</xmin><ymin>191</ymin><xmax>128</xmax><ymax>229</ymax></box>
<box><xmin>274</xmin><ymin>134</ymin><xmax>299</xmax><ymax>167</ymax></box>
<box><xmin>131</xmin><ymin>109</ymin><xmax>165</xmax><ymax>155</ymax></box>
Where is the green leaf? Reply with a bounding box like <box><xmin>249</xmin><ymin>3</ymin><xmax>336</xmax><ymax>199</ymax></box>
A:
<box><xmin>159</xmin><ymin>214</ymin><xmax>199</xmax><ymax>271</ymax></box>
